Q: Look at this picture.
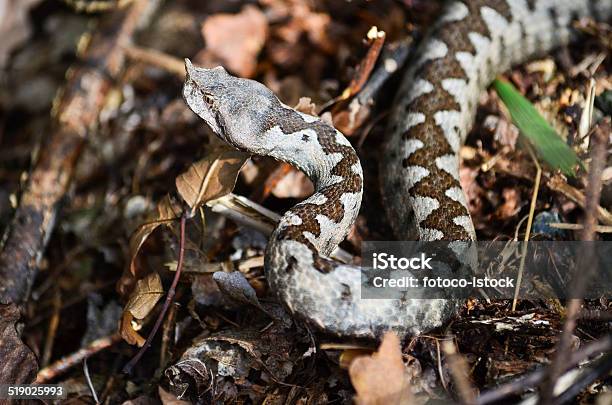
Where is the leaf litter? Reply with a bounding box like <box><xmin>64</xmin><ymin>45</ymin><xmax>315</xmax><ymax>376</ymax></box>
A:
<box><xmin>0</xmin><ymin>0</ymin><xmax>611</xmax><ymax>403</ymax></box>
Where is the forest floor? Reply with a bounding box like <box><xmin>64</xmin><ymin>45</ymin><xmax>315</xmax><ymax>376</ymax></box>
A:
<box><xmin>0</xmin><ymin>0</ymin><xmax>611</xmax><ymax>404</ymax></box>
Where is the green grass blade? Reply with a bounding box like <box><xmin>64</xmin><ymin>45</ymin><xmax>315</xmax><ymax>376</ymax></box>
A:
<box><xmin>493</xmin><ymin>78</ymin><xmax>582</xmax><ymax>176</ymax></box>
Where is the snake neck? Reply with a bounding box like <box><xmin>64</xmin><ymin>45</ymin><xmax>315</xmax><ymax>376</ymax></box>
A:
<box><xmin>256</xmin><ymin>104</ymin><xmax>363</xmax><ymax>267</ymax></box>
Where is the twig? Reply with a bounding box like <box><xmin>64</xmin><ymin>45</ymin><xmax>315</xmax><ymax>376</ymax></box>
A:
<box><xmin>41</xmin><ymin>288</ymin><xmax>61</xmax><ymax>368</ymax></box>
<box><xmin>35</xmin><ymin>334</ymin><xmax>122</xmax><ymax>383</ymax></box>
<box><xmin>338</xmin><ymin>26</ymin><xmax>386</xmax><ymax>102</ymax></box>
<box><xmin>207</xmin><ymin>193</ymin><xmax>354</xmax><ymax>263</ymax></box>
<box><xmin>83</xmin><ymin>358</ymin><xmax>100</xmax><ymax>405</ymax></box>
<box><xmin>122</xmin><ymin>213</ymin><xmax>187</xmax><ymax>374</ymax></box>
<box><xmin>548</xmin><ymin>222</ymin><xmax>612</xmax><ymax>233</ymax></box>
<box><xmin>436</xmin><ymin>338</ymin><xmax>448</xmax><ymax>390</ymax></box>
<box><xmin>554</xmin><ymin>353</ymin><xmax>612</xmax><ymax>404</ymax></box>
<box><xmin>547</xmin><ymin>176</ymin><xmax>612</xmax><ymax>225</ymax></box>
<box><xmin>477</xmin><ymin>334</ymin><xmax>612</xmax><ymax>404</ymax></box>
<box><xmin>124</xmin><ymin>45</ymin><xmax>186</xmax><ymax>78</ymax></box>
<box><xmin>332</xmin><ymin>37</ymin><xmax>412</xmax><ymax>136</ymax></box>
<box><xmin>512</xmin><ymin>143</ymin><xmax>541</xmax><ymax>311</ymax></box>
<box><xmin>442</xmin><ymin>339</ymin><xmax>477</xmax><ymax>405</ymax></box>
<box><xmin>160</xmin><ymin>302</ymin><xmax>179</xmax><ymax>369</ymax></box>
<box><xmin>539</xmin><ymin>118</ymin><xmax>609</xmax><ymax>404</ymax></box>
<box><xmin>319</xmin><ymin>343</ymin><xmax>374</xmax><ymax>351</ymax></box>
<box><xmin>318</xmin><ymin>26</ymin><xmax>386</xmax><ymax>116</ymax></box>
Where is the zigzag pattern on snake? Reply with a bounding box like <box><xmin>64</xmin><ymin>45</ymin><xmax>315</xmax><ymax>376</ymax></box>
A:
<box><xmin>183</xmin><ymin>0</ymin><xmax>612</xmax><ymax>339</ymax></box>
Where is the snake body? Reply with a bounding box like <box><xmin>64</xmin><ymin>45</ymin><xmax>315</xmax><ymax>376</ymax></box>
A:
<box><xmin>183</xmin><ymin>0</ymin><xmax>612</xmax><ymax>339</ymax></box>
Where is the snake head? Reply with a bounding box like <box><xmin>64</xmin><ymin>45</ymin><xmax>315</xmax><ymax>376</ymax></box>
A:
<box><xmin>183</xmin><ymin>59</ymin><xmax>273</xmax><ymax>152</ymax></box>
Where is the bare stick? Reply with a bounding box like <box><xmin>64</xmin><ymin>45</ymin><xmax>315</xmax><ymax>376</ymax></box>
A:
<box><xmin>539</xmin><ymin>118</ymin><xmax>609</xmax><ymax>404</ymax></box>
<box><xmin>35</xmin><ymin>334</ymin><xmax>122</xmax><ymax>383</ymax></box>
<box><xmin>124</xmin><ymin>45</ymin><xmax>186</xmax><ymax>78</ymax></box>
<box><xmin>512</xmin><ymin>143</ymin><xmax>541</xmax><ymax>311</ymax></box>
<box><xmin>554</xmin><ymin>353</ymin><xmax>612</xmax><ymax>403</ymax></box>
<box><xmin>477</xmin><ymin>334</ymin><xmax>612</xmax><ymax>404</ymax></box>
<box><xmin>41</xmin><ymin>289</ymin><xmax>61</xmax><ymax>368</ymax></box>
<box><xmin>122</xmin><ymin>213</ymin><xmax>187</xmax><ymax>374</ymax></box>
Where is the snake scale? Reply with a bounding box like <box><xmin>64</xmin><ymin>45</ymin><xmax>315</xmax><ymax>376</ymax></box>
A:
<box><xmin>183</xmin><ymin>0</ymin><xmax>612</xmax><ymax>339</ymax></box>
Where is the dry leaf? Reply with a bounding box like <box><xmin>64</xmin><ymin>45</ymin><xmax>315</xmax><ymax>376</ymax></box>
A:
<box><xmin>212</xmin><ymin>271</ymin><xmax>271</xmax><ymax>318</ymax></box>
<box><xmin>497</xmin><ymin>188</ymin><xmax>521</xmax><ymax>220</ymax></box>
<box><xmin>339</xmin><ymin>348</ymin><xmax>375</xmax><ymax>369</ymax></box>
<box><xmin>293</xmin><ymin>97</ymin><xmax>318</xmax><ymax>116</ymax></box>
<box><xmin>118</xmin><ymin>195</ymin><xmax>181</xmax><ymax>296</ymax></box>
<box><xmin>176</xmin><ymin>146</ymin><xmax>249</xmax><ymax>215</ymax></box>
<box><xmin>120</xmin><ymin>311</ymin><xmax>145</xmax><ymax>347</ymax></box>
<box><xmin>348</xmin><ymin>332</ymin><xmax>413</xmax><ymax>405</ymax></box>
<box><xmin>125</xmin><ymin>272</ymin><xmax>164</xmax><ymax>319</ymax></box>
<box><xmin>271</xmin><ymin>168</ymin><xmax>314</xmax><ymax>199</ymax></box>
<box><xmin>120</xmin><ymin>273</ymin><xmax>164</xmax><ymax>347</ymax></box>
<box><xmin>0</xmin><ymin>304</ymin><xmax>38</xmax><ymax>385</ymax></box>
<box><xmin>199</xmin><ymin>5</ymin><xmax>268</xmax><ymax>77</ymax></box>
<box><xmin>274</xmin><ymin>1</ymin><xmax>333</xmax><ymax>52</ymax></box>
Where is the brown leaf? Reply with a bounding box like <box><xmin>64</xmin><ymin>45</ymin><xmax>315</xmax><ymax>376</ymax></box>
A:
<box><xmin>125</xmin><ymin>272</ymin><xmax>164</xmax><ymax>319</ymax></box>
<box><xmin>129</xmin><ymin>196</ymin><xmax>181</xmax><ymax>270</ymax></box>
<box><xmin>0</xmin><ymin>304</ymin><xmax>38</xmax><ymax>385</ymax></box>
<box><xmin>274</xmin><ymin>1</ymin><xmax>333</xmax><ymax>52</ymax></box>
<box><xmin>271</xmin><ymin>168</ymin><xmax>314</xmax><ymax>199</ymax></box>
<box><xmin>293</xmin><ymin>97</ymin><xmax>318</xmax><ymax>116</ymax></box>
<box><xmin>199</xmin><ymin>5</ymin><xmax>268</xmax><ymax>77</ymax></box>
<box><xmin>333</xmin><ymin>98</ymin><xmax>371</xmax><ymax>136</ymax></box>
<box><xmin>348</xmin><ymin>332</ymin><xmax>413</xmax><ymax>405</ymax></box>
<box><xmin>497</xmin><ymin>188</ymin><xmax>521</xmax><ymax>220</ymax></box>
<box><xmin>175</xmin><ymin>146</ymin><xmax>249</xmax><ymax>215</ymax></box>
<box><xmin>118</xmin><ymin>195</ymin><xmax>181</xmax><ymax>296</ymax></box>
<box><xmin>339</xmin><ymin>348</ymin><xmax>375</xmax><ymax>369</ymax></box>
<box><xmin>120</xmin><ymin>311</ymin><xmax>145</xmax><ymax>347</ymax></box>
<box><xmin>120</xmin><ymin>273</ymin><xmax>164</xmax><ymax>347</ymax></box>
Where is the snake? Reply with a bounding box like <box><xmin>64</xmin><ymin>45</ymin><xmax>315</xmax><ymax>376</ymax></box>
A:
<box><xmin>182</xmin><ymin>0</ymin><xmax>612</xmax><ymax>339</ymax></box>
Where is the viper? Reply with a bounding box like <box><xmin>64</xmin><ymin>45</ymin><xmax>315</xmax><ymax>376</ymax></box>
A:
<box><xmin>182</xmin><ymin>0</ymin><xmax>612</xmax><ymax>339</ymax></box>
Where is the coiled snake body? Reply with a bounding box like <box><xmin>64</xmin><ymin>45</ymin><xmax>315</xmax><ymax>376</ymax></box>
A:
<box><xmin>183</xmin><ymin>0</ymin><xmax>612</xmax><ymax>339</ymax></box>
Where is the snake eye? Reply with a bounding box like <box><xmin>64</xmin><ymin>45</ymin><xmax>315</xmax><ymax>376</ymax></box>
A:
<box><xmin>204</xmin><ymin>93</ymin><xmax>215</xmax><ymax>105</ymax></box>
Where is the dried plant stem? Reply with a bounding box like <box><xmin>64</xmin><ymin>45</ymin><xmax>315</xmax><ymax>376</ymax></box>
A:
<box><xmin>124</xmin><ymin>45</ymin><xmax>186</xmax><ymax>78</ymax></box>
<box><xmin>477</xmin><ymin>334</ymin><xmax>612</xmax><ymax>404</ymax></box>
<box><xmin>35</xmin><ymin>334</ymin><xmax>122</xmax><ymax>383</ymax></box>
<box><xmin>160</xmin><ymin>302</ymin><xmax>178</xmax><ymax>369</ymax></box>
<box><xmin>539</xmin><ymin>118</ymin><xmax>609</xmax><ymax>404</ymax></box>
<box><xmin>548</xmin><ymin>222</ymin><xmax>612</xmax><ymax>233</ymax></box>
<box><xmin>41</xmin><ymin>288</ymin><xmax>62</xmax><ymax>368</ymax></box>
<box><xmin>512</xmin><ymin>143</ymin><xmax>541</xmax><ymax>311</ymax></box>
<box><xmin>122</xmin><ymin>213</ymin><xmax>187</xmax><ymax>374</ymax></box>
